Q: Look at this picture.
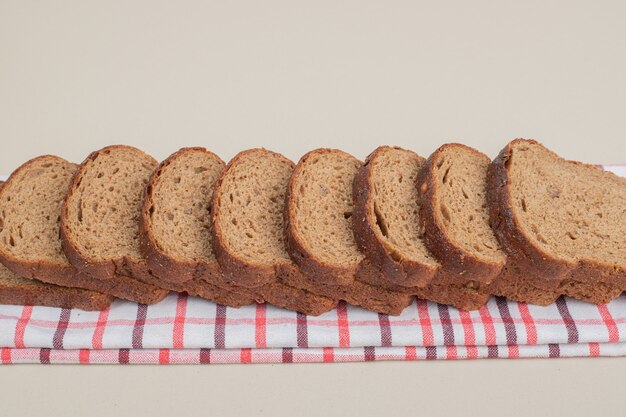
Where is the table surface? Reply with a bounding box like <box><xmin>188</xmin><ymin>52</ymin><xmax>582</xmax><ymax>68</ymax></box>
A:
<box><xmin>1</xmin><ymin>1</ymin><xmax>625</xmax><ymax>416</ymax></box>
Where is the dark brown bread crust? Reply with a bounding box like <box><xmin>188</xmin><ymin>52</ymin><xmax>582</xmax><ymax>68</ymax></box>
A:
<box><xmin>487</xmin><ymin>139</ymin><xmax>624</xmax><ymax>304</ymax></box>
<box><xmin>353</xmin><ymin>146</ymin><xmax>437</xmax><ymax>288</ymax></box>
<box><xmin>139</xmin><ymin>147</ymin><xmax>256</xmax><ymax>307</ymax></box>
<box><xmin>284</xmin><ymin>148</ymin><xmax>358</xmax><ymax>286</ymax></box>
<box><xmin>279</xmin><ymin>261</ymin><xmax>413</xmax><ymax>316</ymax></box>
<box><xmin>417</xmin><ymin>144</ymin><xmax>504</xmax><ymax>287</ymax></box>
<box><xmin>0</xmin><ymin>281</ymin><xmax>112</xmax><ymax>311</ymax></box>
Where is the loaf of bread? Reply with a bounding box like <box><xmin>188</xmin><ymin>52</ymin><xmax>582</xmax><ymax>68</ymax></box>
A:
<box><xmin>0</xmin><ymin>139</ymin><xmax>622</xmax><ymax>314</ymax></box>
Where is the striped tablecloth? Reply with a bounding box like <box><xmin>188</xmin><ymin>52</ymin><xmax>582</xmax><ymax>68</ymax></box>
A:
<box><xmin>0</xmin><ymin>165</ymin><xmax>624</xmax><ymax>364</ymax></box>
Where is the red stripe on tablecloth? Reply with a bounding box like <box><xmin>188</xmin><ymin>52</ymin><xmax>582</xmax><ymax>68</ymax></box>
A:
<box><xmin>132</xmin><ymin>304</ymin><xmax>148</xmax><ymax>349</ymax></box>
<box><xmin>173</xmin><ymin>293</ymin><xmax>188</xmax><ymax>349</ymax></box>
<box><xmin>52</xmin><ymin>308</ymin><xmax>71</xmax><ymax>349</ymax></box>
<box><xmin>378</xmin><ymin>313</ymin><xmax>392</xmax><ymax>347</ymax></box>
<box><xmin>159</xmin><ymin>349</ymin><xmax>170</xmax><ymax>364</ymax></box>
<box><xmin>199</xmin><ymin>348</ymin><xmax>211</xmax><ymax>364</ymax></box>
<box><xmin>337</xmin><ymin>302</ymin><xmax>350</xmax><ymax>347</ymax></box>
<box><xmin>296</xmin><ymin>312</ymin><xmax>308</xmax><ymax>348</ymax></box>
<box><xmin>40</xmin><ymin>348</ymin><xmax>50</xmax><ymax>364</ymax></box>
<box><xmin>14</xmin><ymin>306</ymin><xmax>33</xmax><ymax>348</ymax></box>
<box><xmin>518</xmin><ymin>303</ymin><xmax>537</xmax><ymax>344</ymax></box>
<box><xmin>548</xmin><ymin>344</ymin><xmax>560</xmax><ymax>358</ymax></box>
<box><xmin>405</xmin><ymin>346</ymin><xmax>417</xmax><ymax>360</ymax></box>
<box><xmin>323</xmin><ymin>347</ymin><xmax>334</xmax><ymax>362</ymax></box>
<box><xmin>589</xmin><ymin>342</ymin><xmax>600</xmax><ymax>357</ymax></box>
<box><xmin>79</xmin><ymin>349</ymin><xmax>90</xmax><ymax>364</ymax></box>
<box><xmin>119</xmin><ymin>348</ymin><xmax>129</xmax><ymax>364</ymax></box>
<box><xmin>496</xmin><ymin>297</ymin><xmax>519</xmax><ymax>358</ymax></box>
<box><xmin>364</xmin><ymin>346</ymin><xmax>375</xmax><ymax>361</ymax></box>
<box><xmin>417</xmin><ymin>299</ymin><xmax>434</xmax><ymax>346</ymax></box>
<box><xmin>1</xmin><ymin>347</ymin><xmax>11</xmax><ymax>364</ymax></box>
<box><xmin>458</xmin><ymin>310</ymin><xmax>476</xmax><ymax>358</ymax></box>
<box><xmin>241</xmin><ymin>348</ymin><xmax>252</xmax><ymax>363</ymax></box>
<box><xmin>92</xmin><ymin>307</ymin><xmax>110</xmax><ymax>349</ymax></box>
<box><xmin>556</xmin><ymin>297</ymin><xmax>579</xmax><ymax>344</ymax></box>
<box><xmin>255</xmin><ymin>303</ymin><xmax>266</xmax><ymax>349</ymax></box>
<box><xmin>214</xmin><ymin>304</ymin><xmax>227</xmax><ymax>349</ymax></box>
<box><xmin>282</xmin><ymin>347</ymin><xmax>293</xmax><ymax>363</ymax></box>
<box><xmin>478</xmin><ymin>303</ymin><xmax>498</xmax><ymax>357</ymax></box>
<box><xmin>597</xmin><ymin>304</ymin><xmax>619</xmax><ymax>342</ymax></box>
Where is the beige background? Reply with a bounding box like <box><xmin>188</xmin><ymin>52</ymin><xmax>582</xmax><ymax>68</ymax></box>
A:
<box><xmin>1</xmin><ymin>1</ymin><xmax>625</xmax><ymax>416</ymax></box>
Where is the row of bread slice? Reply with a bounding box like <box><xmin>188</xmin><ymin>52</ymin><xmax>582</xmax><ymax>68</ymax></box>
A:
<box><xmin>0</xmin><ymin>140</ymin><xmax>623</xmax><ymax>313</ymax></box>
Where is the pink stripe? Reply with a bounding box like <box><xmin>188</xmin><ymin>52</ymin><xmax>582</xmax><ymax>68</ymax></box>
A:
<box><xmin>240</xmin><ymin>348</ymin><xmax>252</xmax><ymax>363</ymax></box>
<box><xmin>508</xmin><ymin>345</ymin><xmax>520</xmax><ymax>358</ymax></box>
<box><xmin>173</xmin><ymin>293</ymin><xmax>188</xmax><ymax>349</ymax></box>
<box><xmin>518</xmin><ymin>303</ymin><xmax>537</xmax><ymax>344</ymax></box>
<box><xmin>405</xmin><ymin>346</ymin><xmax>417</xmax><ymax>360</ymax></box>
<box><xmin>1</xmin><ymin>347</ymin><xmax>11</xmax><ymax>364</ymax></box>
<box><xmin>159</xmin><ymin>349</ymin><xmax>170</xmax><ymax>364</ymax></box>
<box><xmin>337</xmin><ymin>302</ymin><xmax>350</xmax><ymax>347</ymax></box>
<box><xmin>79</xmin><ymin>349</ymin><xmax>90</xmax><ymax>364</ymax></box>
<box><xmin>597</xmin><ymin>305</ymin><xmax>619</xmax><ymax>343</ymax></box>
<box><xmin>4</xmin><ymin>313</ymin><xmax>626</xmax><ymax>329</ymax></box>
<box><xmin>323</xmin><ymin>347</ymin><xmax>334</xmax><ymax>362</ymax></box>
<box><xmin>255</xmin><ymin>303</ymin><xmax>266</xmax><ymax>349</ymax></box>
<box><xmin>459</xmin><ymin>311</ymin><xmax>475</xmax><ymax>346</ymax></box>
<box><xmin>14</xmin><ymin>306</ymin><xmax>33</xmax><ymax>348</ymax></box>
<box><xmin>91</xmin><ymin>307</ymin><xmax>110</xmax><ymax>349</ymax></box>
<box><xmin>589</xmin><ymin>342</ymin><xmax>600</xmax><ymax>357</ymax></box>
<box><xmin>478</xmin><ymin>305</ymin><xmax>497</xmax><ymax>345</ymax></box>
<box><xmin>417</xmin><ymin>299</ymin><xmax>434</xmax><ymax>346</ymax></box>
<box><xmin>445</xmin><ymin>345</ymin><xmax>457</xmax><ymax>359</ymax></box>
<box><xmin>466</xmin><ymin>345</ymin><xmax>478</xmax><ymax>359</ymax></box>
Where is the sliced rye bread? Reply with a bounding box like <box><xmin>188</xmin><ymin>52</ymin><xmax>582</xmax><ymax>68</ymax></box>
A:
<box><xmin>416</xmin><ymin>143</ymin><xmax>558</xmax><ymax>306</ymax></box>
<box><xmin>60</xmin><ymin>146</ymin><xmax>171</xmax><ymax>303</ymax></box>
<box><xmin>284</xmin><ymin>148</ymin><xmax>414</xmax><ymax>315</ymax></box>
<box><xmin>352</xmin><ymin>146</ymin><xmax>488</xmax><ymax>311</ymax></box>
<box><xmin>0</xmin><ymin>180</ymin><xmax>111</xmax><ymax>311</ymax></box>
<box><xmin>0</xmin><ymin>156</ymin><xmax>165</xmax><ymax>304</ymax></box>
<box><xmin>140</xmin><ymin>147</ymin><xmax>256</xmax><ymax>307</ymax></box>
<box><xmin>211</xmin><ymin>148</ymin><xmax>336</xmax><ymax>315</ymax></box>
<box><xmin>353</xmin><ymin>146</ymin><xmax>438</xmax><ymax>288</ymax></box>
<box><xmin>487</xmin><ymin>139</ymin><xmax>625</xmax><ymax>304</ymax></box>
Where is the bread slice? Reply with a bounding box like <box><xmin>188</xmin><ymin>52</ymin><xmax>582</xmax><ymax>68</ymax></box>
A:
<box><xmin>140</xmin><ymin>147</ymin><xmax>256</xmax><ymax>307</ymax></box>
<box><xmin>211</xmin><ymin>149</ymin><xmax>336</xmax><ymax>315</ymax></box>
<box><xmin>416</xmin><ymin>143</ymin><xmax>558</xmax><ymax>306</ymax></box>
<box><xmin>60</xmin><ymin>146</ymin><xmax>171</xmax><ymax>303</ymax></box>
<box><xmin>0</xmin><ymin>180</ymin><xmax>111</xmax><ymax>311</ymax></box>
<box><xmin>352</xmin><ymin>146</ymin><xmax>488</xmax><ymax>311</ymax></box>
<box><xmin>0</xmin><ymin>155</ymin><xmax>166</xmax><ymax>304</ymax></box>
<box><xmin>353</xmin><ymin>146</ymin><xmax>438</xmax><ymax>288</ymax></box>
<box><xmin>284</xmin><ymin>149</ymin><xmax>413</xmax><ymax>315</ymax></box>
<box><xmin>487</xmin><ymin>139</ymin><xmax>625</xmax><ymax>304</ymax></box>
